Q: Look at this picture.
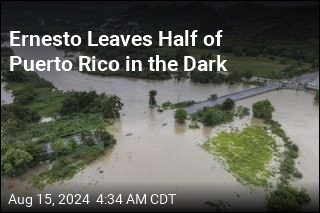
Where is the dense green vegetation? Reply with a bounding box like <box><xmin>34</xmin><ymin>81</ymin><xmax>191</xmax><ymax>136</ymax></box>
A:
<box><xmin>202</xmin><ymin>127</ymin><xmax>276</xmax><ymax>186</ymax></box>
<box><xmin>194</xmin><ymin>99</ymin><xmax>237</xmax><ymax>126</ymax></box>
<box><xmin>60</xmin><ymin>91</ymin><xmax>122</xmax><ymax>118</ymax></box>
<box><xmin>235</xmin><ymin>106</ymin><xmax>250</xmax><ymax>118</ymax></box>
<box><xmin>1</xmin><ymin>47</ymin><xmax>122</xmax><ymax>186</ymax></box>
<box><xmin>315</xmin><ymin>91</ymin><xmax>319</xmax><ymax>103</ymax></box>
<box><xmin>222</xmin><ymin>98</ymin><xmax>235</xmax><ymax>110</ymax></box>
<box><xmin>267</xmin><ymin>184</ymin><xmax>310</xmax><ymax>212</ymax></box>
<box><xmin>162</xmin><ymin>100</ymin><xmax>195</xmax><ymax>110</ymax></box>
<box><xmin>174</xmin><ymin>108</ymin><xmax>188</xmax><ymax>123</ymax></box>
<box><xmin>252</xmin><ymin>99</ymin><xmax>275</xmax><ymax>120</ymax></box>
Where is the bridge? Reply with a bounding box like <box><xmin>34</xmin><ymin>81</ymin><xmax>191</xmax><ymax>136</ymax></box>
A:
<box><xmin>185</xmin><ymin>72</ymin><xmax>319</xmax><ymax>114</ymax></box>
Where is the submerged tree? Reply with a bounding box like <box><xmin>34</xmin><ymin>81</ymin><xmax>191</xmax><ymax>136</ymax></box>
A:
<box><xmin>174</xmin><ymin>108</ymin><xmax>188</xmax><ymax>123</ymax></box>
<box><xmin>149</xmin><ymin>90</ymin><xmax>157</xmax><ymax>106</ymax></box>
<box><xmin>1</xmin><ymin>148</ymin><xmax>33</xmax><ymax>176</ymax></box>
<box><xmin>222</xmin><ymin>98</ymin><xmax>235</xmax><ymax>110</ymax></box>
<box><xmin>252</xmin><ymin>99</ymin><xmax>275</xmax><ymax>120</ymax></box>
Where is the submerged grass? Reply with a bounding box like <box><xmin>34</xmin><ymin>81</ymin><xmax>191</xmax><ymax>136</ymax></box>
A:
<box><xmin>202</xmin><ymin>126</ymin><xmax>276</xmax><ymax>186</ymax></box>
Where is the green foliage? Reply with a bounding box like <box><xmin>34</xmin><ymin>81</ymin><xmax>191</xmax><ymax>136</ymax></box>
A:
<box><xmin>52</xmin><ymin>139</ymin><xmax>73</xmax><ymax>155</ymax></box>
<box><xmin>267</xmin><ymin>185</ymin><xmax>311</xmax><ymax>212</ymax></box>
<box><xmin>149</xmin><ymin>90</ymin><xmax>157</xmax><ymax>106</ymax></box>
<box><xmin>32</xmin><ymin>144</ymin><xmax>105</xmax><ymax>188</ymax></box>
<box><xmin>13</xmin><ymin>84</ymin><xmax>37</xmax><ymax>104</ymax></box>
<box><xmin>264</xmin><ymin>119</ymin><xmax>309</xmax><ymax>211</ymax></box>
<box><xmin>189</xmin><ymin>121</ymin><xmax>200</xmax><ymax>129</ymax></box>
<box><xmin>162</xmin><ymin>100</ymin><xmax>195</xmax><ymax>110</ymax></box>
<box><xmin>174</xmin><ymin>108</ymin><xmax>188</xmax><ymax>123</ymax></box>
<box><xmin>2</xmin><ymin>69</ymin><xmax>27</xmax><ymax>82</ymax></box>
<box><xmin>101</xmin><ymin>95</ymin><xmax>123</xmax><ymax>119</ymax></box>
<box><xmin>252</xmin><ymin>99</ymin><xmax>275</xmax><ymax>120</ymax></box>
<box><xmin>267</xmin><ymin>120</ymin><xmax>302</xmax><ymax>180</ymax></box>
<box><xmin>95</xmin><ymin>128</ymin><xmax>117</xmax><ymax>147</ymax></box>
<box><xmin>32</xmin><ymin>157</ymin><xmax>84</xmax><ymax>188</ymax></box>
<box><xmin>60</xmin><ymin>91</ymin><xmax>122</xmax><ymax>119</ymax></box>
<box><xmin>202</xmin><ymin>127</ymin><xmax>276</xmax><ymax>186</ymax></box>
<box><xmin>1</xmin><ymin>148</ymin><xmax>33</xmax><ymax>176</ymax></box>
<box><xmin>235</xmin><ymin>106</ymin><xmax>250</xmax><ymax>118</ymax></box>
<box><xmin>208</xmin><ymin>94</ymin><xmax>218</xmax><ymax>100</ymax></box>
<box><xmin>1</xmin><ymin>47</ymin><xmax>117</xmax><ymax>187</ymax></box>
<box><xmin>222</xmin><ymin>98</ymin><xmax>235</xmax><ymax>110</ymax></box>
<box><xmin>197</xmin><ymin>105</ymin><xmax>234</xmax><ymax>126</ymax></box>
<box><xmin>1</xmin><ymin>104</ymin><xmax>41</xmax><ymax>123</ymax></box>
<box><xmin>314</xmin><ymin>91</ymin><xmax>319</xmax><ymax>103</ymax></box>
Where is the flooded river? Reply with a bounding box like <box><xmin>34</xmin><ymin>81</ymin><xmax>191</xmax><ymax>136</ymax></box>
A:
<box><xmin>1</xmin><ymin>41</ymin><xmax>319</xmax><ymax>211</ymax></box>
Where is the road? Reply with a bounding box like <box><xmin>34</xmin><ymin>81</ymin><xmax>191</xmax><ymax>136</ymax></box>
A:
<box><xmin>185</xmin><ymin>71</ymin><xmax>319</xmax><ymax>113</ymax></box>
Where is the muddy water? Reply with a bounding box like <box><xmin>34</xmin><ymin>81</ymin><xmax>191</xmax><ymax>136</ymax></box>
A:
<box><xmin>1</xmin><ymin>41</ymin><xmax>319</xmax><ymax>210</ymax></box>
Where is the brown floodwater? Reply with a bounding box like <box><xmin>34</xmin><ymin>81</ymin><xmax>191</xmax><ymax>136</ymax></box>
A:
<box><xmin>1</xmin><ymin>41</ymin><xmax>319</xmax><ymax>211</ymax></box>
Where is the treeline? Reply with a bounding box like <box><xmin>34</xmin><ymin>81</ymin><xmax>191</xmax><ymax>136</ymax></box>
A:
<box><xmin>1</xmin><ymin>3</ymin><xmax>318</xmax><ymax>81</ymax></box>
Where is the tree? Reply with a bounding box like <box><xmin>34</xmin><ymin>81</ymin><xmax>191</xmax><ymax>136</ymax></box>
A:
<box><xmin>101</xmin><ymin>95</ymin><xmax>123</xmax><ymax>119</ymax></box>
<box><xmin>252</xmin><ymin>99</ymin><xmax>275</xmax><ymax>120</ymax></box>
<box><xmin>174</xmin><ymin>109</ymin><xmax>188</xmax><ymax>123</ymax></box>
<box><xmin>1</xmin><ymin>148</ymin><xmax>33</xmax><ymax>176</ymax></box>
<box><xmin>1</xmin><ymin>119</ymin><xmax>21</xmax><ymax>136</ymax></box>
<box><xmin>2</xmin><ymin>69</ymin><xmax>27</xmax><ymax>82</ymax></box>
<box><xmin>208</xmin><ymin>94</ymin><xmax>218</xmax><ymax>101</ymax></box>
<box><xmin>60</xmin><ymin>91</ymin><xmax>122</xmax><ymax>119</ymax></box>
<box><xmin>222</xmin><ymin>98</ymin><xmax>235</xmax><ymax>110</ymax></box>
<box><xmin>149</xmin><ymin>90</ymin><xmax>157</xmax><ymax>106</ymax></box>
<box><xmin>267</xmin><ymin>185</ymin><xmax>310</xmax><ymax>212</ymax></box>
<box><xmin>201</xmin><ymin>109</ymin><xmax>233</xmax><ymax>126</ymax></box>
<box><xmin>95</xmin><ymin>129</ymin><xmax>117</xmax><ymax>147</ymax></box>
<box><xmin>13</xmin><ymin>85</ymin><xmax>37</xmax><ymax>104</ymax></box>
<box><xmin>202</xmin><ymin>111</ymin><xmax>215</xmax><ymax>126</ymax></box>
<box><xmin>1</xmin><ymin>104</ymin><xmax>41</xmax><ymax>123</ymax></box>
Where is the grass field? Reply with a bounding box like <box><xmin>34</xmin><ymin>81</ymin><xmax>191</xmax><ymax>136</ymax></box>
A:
<box><xmin>202</xmin><ymin>126</ymin><xmax>277</xmax><ymax>186</ymax></box>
